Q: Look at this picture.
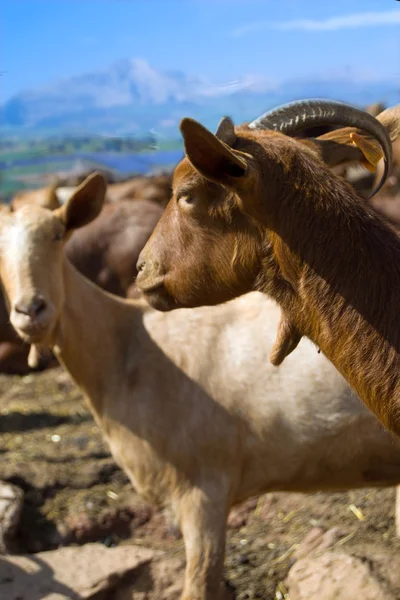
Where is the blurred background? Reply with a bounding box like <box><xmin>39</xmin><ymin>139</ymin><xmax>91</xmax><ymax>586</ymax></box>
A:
<box><xmin>2</xmin><ymin>0</ymin><xmax>399</xmax><ymax>200</ymax></box>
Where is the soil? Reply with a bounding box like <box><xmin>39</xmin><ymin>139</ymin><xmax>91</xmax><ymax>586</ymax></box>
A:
<box><xmin>1</xmin><ymin>367</ymin><xmax>400</xmax><ymax>600</ymax></box>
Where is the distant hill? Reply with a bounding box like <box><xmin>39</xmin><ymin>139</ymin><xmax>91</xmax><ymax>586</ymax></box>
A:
<box><xmin>2</xmin><ymin>58</ymin><xmax>399</xmax><ymax>138</ymax></box>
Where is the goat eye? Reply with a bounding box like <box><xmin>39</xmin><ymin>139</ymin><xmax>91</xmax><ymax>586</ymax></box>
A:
<box><xmin>178</xmin><ymin>195</ymin><xmax>194</xmax><ymax>206</ymax></box>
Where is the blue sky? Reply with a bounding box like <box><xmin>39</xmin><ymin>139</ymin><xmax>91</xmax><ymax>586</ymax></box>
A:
<box><xmin>2</xmin><ymin>0</ymin><xmax>400</xmax><ymax>101</ymax></box>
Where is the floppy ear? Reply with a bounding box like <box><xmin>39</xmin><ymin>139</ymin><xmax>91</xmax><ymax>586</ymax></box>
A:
<box><xmin>180</xmin><ymin>118</ymin><xmax>248</xmax><ymax>185</ymax></box>
<box><xmin>54</xmin><ymin>172</ymin><xmax>106</xmax><ymax>232</ymax></box>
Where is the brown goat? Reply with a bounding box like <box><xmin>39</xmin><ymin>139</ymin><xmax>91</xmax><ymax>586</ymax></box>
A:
<box><xmin>136</xmin><ymin>101</ymin><xmax>400</xmax><ymax>435</ymax></box>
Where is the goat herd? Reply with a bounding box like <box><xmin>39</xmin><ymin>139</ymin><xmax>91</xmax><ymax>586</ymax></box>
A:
<box><xmin>2</xmin><ymin>99</ymin><xmax>400</xmax><ymax>599</ymax></box>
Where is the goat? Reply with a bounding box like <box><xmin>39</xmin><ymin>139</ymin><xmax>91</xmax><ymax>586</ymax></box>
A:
<box><xmin>0</xmin><ymin>188</ymin><xmax>163</xmax><ymax>374</ymax></box>
<box><xmin>136</xmin><ymin>101</ymin><xmax>400</xmax><ymax>435</ymax></box>
<box><xmin>2</xmin><ymin>173</ymin><xmax>400</xmax><ymax>599</ymax></box>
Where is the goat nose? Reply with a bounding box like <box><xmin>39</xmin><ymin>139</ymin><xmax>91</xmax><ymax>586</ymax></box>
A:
<box><xmin>15</xmin><ymin>295</ymin><xmax>47</xmax><ymax>319</ymax></box>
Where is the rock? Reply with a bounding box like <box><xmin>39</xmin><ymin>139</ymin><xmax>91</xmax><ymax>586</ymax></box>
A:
<box><xmin>114</xmin><ymin>555</ymin><xmax>185</xmax><ymax>600</ymax></box>
<box><xmin>0</xmin><ymin>542</ymin><xmax>158</xmax><ymax>599</ymax></box>
<box><xmin>293</xmin><ymin>526</ymin><xmax>347</xmax><ymax>560</ymax></box>
<box><xmin>0</xmin><ymin>481</ymin><xmax>24</xmax><ymax>553</ymax></box>
<box><xmin>114</xmin><ymin>556</ymin><xmax>236</xmax><ymax>600</ymax></box>
<box><xmin>227</xmin><ymin>497</ymin><xmax>258</xmax><ymax>529</ymax></box>
<box><xmin>63</xmin><ymin>505</ymin><xmax>137</xmax><ymax>544</ymax></box>
<box><xmin>286</xmin><ymin>550</ymin><xmax>395</xmax><ymax>600</ymax></box>
<box><xmin>361</xmin><ymin>548</ymin><xmax>400</xmax><ymax>592</ymax></box>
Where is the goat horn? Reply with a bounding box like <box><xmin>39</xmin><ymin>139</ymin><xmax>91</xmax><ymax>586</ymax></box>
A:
<box><xmin>248</xmin><ymin>99</ymin><xmax>392</xmax><ymax>198</ymax></box>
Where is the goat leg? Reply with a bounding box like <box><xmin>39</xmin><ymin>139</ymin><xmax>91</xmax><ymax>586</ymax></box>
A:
<box><xmin>270</xmin><ymin>311</ymin><xmax>302</xmax><ymax>366</ymax></box>
<box><xmin>179</xmin><ymin>485</ymin><xmax>232</xmax><ymax>600</ymax></box>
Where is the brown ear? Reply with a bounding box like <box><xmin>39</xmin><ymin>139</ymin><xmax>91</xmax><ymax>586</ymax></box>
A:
<box><xmin>180</xmin><ymin>118</ymin><xmax>248</xmax><ymax>184</ymax></box>
<box><xmin>308</xmin><ymin>128</ymin><xmax>383</xmax><ymax>169</ymax></box>
<box><xmin>54</xmin><ymin>172</ymin><xmax>106</xmax><ymax>231</ymax></box>
<box><xmin>349</xmin><ymin>132</ymin><xmax>383</xmax><ymax>172</ymax></box>
<box><xmin>215</xmin><ymin>116</ymin><xmax>236</xmax><ymax>146</ymax></box>
<box><xmin>310</xmin><ymin>103</ymin><xmax>400</xmax><ymax>169</ymax></box>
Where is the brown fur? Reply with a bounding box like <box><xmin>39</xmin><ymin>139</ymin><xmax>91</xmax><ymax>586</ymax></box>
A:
<box><xmin>65</xmin><ymin>198</ymin><xmax>164</xmax><ymax>298</ymax></box>
<box><xmin>137</xmin><ymin>104</ymin><xmax>400</xmax><ymax>435</ymax></box>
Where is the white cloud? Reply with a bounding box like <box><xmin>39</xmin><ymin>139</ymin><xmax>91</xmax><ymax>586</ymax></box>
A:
<box><xmin>231</xmin><ymin>9</ymin><xmax>400</xmax><ymax>37</ymax></box>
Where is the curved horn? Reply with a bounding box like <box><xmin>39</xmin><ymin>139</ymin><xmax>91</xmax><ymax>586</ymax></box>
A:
<box><xmin>248</xmin><ymin>99</ymin><xmax>392</xmax><ymax>198</ymax></box>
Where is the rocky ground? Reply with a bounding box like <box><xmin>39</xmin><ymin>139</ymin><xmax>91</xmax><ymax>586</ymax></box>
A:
<box><xmin>1</xmin><ymin>367</ymin><xmax>400</xmax><ymax>599</ymax></box>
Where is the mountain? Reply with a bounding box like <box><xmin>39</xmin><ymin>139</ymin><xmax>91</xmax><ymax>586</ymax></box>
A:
<box><xmin>1</xmin><ymin>59</ymin><xmax>399</xmax><ymax>138</ymax></box>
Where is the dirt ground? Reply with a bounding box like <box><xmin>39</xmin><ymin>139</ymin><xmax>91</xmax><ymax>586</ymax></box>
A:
<box><xmin>1</xmin><ymin>367</ymin><xmax>400</xmax><ymax>600</ymax></box>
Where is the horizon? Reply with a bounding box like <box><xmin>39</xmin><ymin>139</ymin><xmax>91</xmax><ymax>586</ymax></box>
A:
<box><xmin>3</xmin><ymin>0</ymin><xmax>400</xmax><ymax>103</ymax></box>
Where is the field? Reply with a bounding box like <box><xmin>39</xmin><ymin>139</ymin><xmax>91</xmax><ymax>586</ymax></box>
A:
<box><xmin>1</xmin><ymin>367</ymin><xmax>400</xmax><ymax>599</ymax></box>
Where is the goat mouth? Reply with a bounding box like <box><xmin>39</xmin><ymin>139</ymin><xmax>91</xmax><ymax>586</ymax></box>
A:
<box><xmin>11</xmin><ymin>317</ymin><xmax>53</xmax><ymax>344</ymax></box>
<box><xmin>141</xmin><ymin>283</ymin><xmax>181</xmax><ymax>312</ymax></box>
<box><xmin>137</xmin><ymin>276</ymin><xmax>166</xmax><ymax>294</ymax></box>
<box><xmin>16</xmin><ymin>330</ymin><xmax>49</xmax><ymax>345</ymax></box>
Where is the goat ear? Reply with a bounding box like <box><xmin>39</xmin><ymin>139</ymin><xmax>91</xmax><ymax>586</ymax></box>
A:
<box><xmin>310</xmin><ymin>104</ymin><xmax>400</xmax><ymax>170</ymax></box>
<box><xmin>349</xmin><ymin>132</ymin><xmax>383</xmax><ymax>172</ymax></box>
<box><xmin>180</xmin><ymin>118</ymin><xmax>248</xmax><ymax>184</ymax></box>
<box><xmin>54</xmin><ymin>172</ymin><xmax>106</xmax><ymax>231</ymax></box>
<box><xmin>215</xmin><ymin>116</ymin><xmax>236</xmax><ymax>146</ymax></box>
<box><xmin>41</xmin><ymin>180</ymin><xmax>61</xmax><ymax>211</ymax></box>
<box><xmin>309</xmin><ymin>128</ymin><xmax>384</xmax><ymax>170</ymax></box>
